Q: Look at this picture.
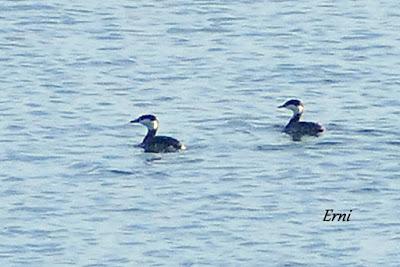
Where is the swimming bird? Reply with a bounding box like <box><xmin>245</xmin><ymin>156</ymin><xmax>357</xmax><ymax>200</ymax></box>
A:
<box><xmin>278</xmin><ymin>99</ymin><xmax>325</xmax><ymax>141</ymax></box>
<box><xmin>130</xmin><ymin>114</ymin><xmax>186</xmax><ymax>153</ymax></box>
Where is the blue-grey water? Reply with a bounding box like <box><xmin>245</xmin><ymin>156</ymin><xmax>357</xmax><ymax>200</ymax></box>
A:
<box><xmin>1</xmin><ymin>1</ymin><xmax>400</xmax><ymax>266</ymax></box>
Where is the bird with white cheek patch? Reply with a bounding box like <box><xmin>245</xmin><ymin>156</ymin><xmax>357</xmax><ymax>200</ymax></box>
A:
<box><xmin>130</xmin><ymin>114</ymin><xmax>186</xmax><ymax>153</ymax></box>
<box><xmin>278</xmin><ymin>99</ymin><xmax>325</xmax><ymax>141</ymax></box>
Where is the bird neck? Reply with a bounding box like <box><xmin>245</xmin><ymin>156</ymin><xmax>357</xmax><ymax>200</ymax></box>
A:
<box><xmin>142</xmin><ymin>128</ymin><xmax>157</xmax><ymax>145</ymax></box>
<box><xmin>289</xmin><ymin>112</ymin><xmax>302</xmax><ymax>124</ymax></box>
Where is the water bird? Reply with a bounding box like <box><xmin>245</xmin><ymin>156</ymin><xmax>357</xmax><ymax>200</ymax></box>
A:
<box><xmin>278</xmin><ymin>99</ymin><xmax>325</xmax><ymax>141</ymax></box>
<box><xmin>130</xmin><ymin>114</ymin><xmax>186</xmax><ymax>153</ymax></box>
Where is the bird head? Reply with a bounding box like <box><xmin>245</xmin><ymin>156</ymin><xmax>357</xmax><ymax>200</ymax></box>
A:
<box><xmin>130</xmin><ymin>114</ymin><xmax>159</xmax><ymax>130</ymax></box>
<box><xmin>278</xmin><ymin>99</ymin><xmax>304</xmax><ymax>114</ymax></box>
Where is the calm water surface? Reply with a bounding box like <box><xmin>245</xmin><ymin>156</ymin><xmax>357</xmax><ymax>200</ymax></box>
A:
<box><xmin>1</xmin><ymin>0</ymin><xmax>400</xmax><ymax>266</ymax></box>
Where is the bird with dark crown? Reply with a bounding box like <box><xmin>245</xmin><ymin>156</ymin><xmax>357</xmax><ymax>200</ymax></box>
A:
<box><xmin>130</xmin><ymin>114</ymin><xmax>186</xmax><ymax>153</ymax></box>
<box><xmin>278</xmin><ymin>99</ymin><xmax>325</xmax><ymax>141</ymax></box>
